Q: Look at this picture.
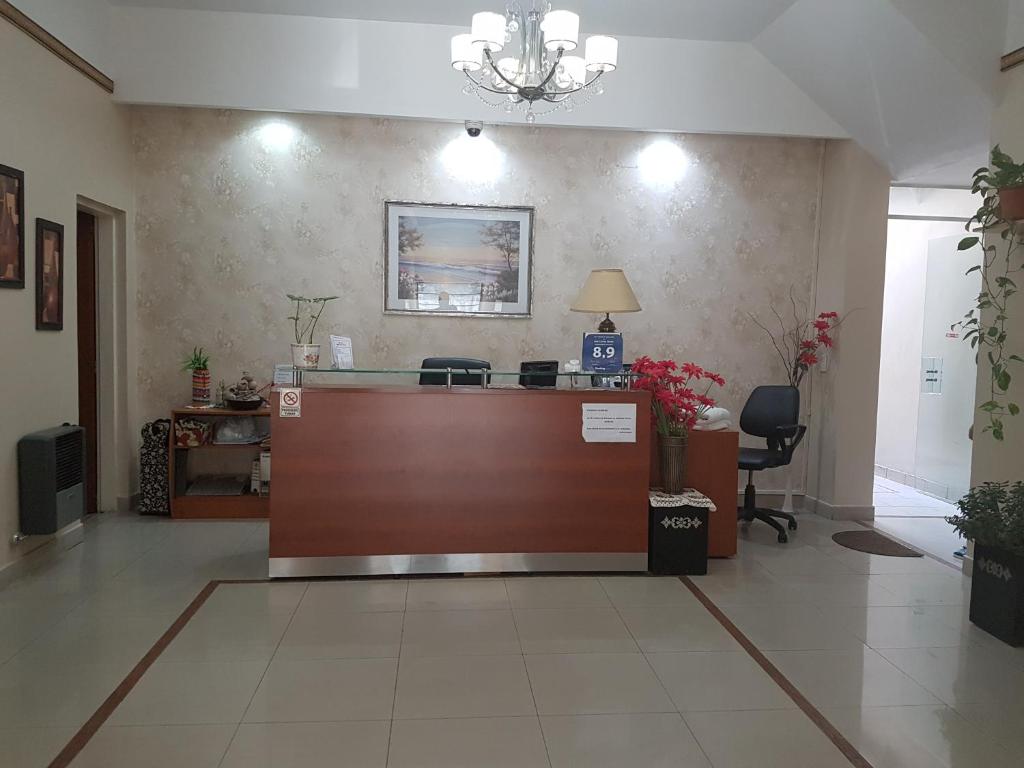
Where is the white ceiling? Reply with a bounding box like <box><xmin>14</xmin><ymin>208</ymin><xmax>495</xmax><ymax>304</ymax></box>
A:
<box><xmin>106</xmin><ymin>0</ymin><xmax>801</xmax><ymax>41</ymax></box>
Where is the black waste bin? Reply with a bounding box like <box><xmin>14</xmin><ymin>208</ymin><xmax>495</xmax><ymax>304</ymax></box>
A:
<box><xmin>648</xmin><ymin>490</ymin><xmax>712</xmax><ymax>575</ymax></box>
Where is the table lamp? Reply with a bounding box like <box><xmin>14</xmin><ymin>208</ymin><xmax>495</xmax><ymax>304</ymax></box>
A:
<box><xmin>570</xmin><ymin>268</ymin><xmax>641</xmax><ymax>332</ymax></box>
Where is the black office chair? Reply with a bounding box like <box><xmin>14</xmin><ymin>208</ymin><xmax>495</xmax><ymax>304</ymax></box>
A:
<box><xmin>519</xmin><ymin>360</ymin><xmax>559</xmax><ymax>388</ymax></box>
<box><xmin>736</xmin><ymin>385</ymin><xmax>807</xmax><ymax>543</ymax></box>
<box><xmin>419</xmin><ymin>357</ymin><xmax>491</xmax><ymax>386</ymax></box>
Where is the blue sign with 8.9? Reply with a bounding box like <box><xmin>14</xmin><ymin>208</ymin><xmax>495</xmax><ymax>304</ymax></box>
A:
<box><xmin>582</xmin><ymin>333</ymin><xmax>623</xmax><ymax>373</ymax></box>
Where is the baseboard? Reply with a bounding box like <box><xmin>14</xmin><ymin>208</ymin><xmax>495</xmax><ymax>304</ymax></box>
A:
<box><xmin>804</xmin><ymin>496</ymin><xmax>875</xmax><ymax>521</ymax></box>
<box><xmin>0</xmin><ymin>519</ymin><xmax>85</xmax><ymax>588</ymax></box>
<box><xmin>873</xmin><ymin>464</ymin><xmax>966</xmax><ymax>504</ymax></box>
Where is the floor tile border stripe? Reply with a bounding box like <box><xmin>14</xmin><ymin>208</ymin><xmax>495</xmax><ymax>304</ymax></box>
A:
<box><xmin>678</xmin><ymin>575</ymin><xmax>875</xmax><ymax>768</ymax></box>
<box><xmin>47</xmin><ymin>580</ymin><xmax>223</xmax><ymax>768</ymax></box>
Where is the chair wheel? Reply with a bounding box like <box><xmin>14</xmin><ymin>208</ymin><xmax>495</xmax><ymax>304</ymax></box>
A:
<box><xmin>788</xmin><ymin>520</ymin><xmax>798</xmax><ymax>531</ymax></box>
<box><xmin>777</xmin><ymin>532</ymin><xmax>789</xmax><ymax>543</ymax></box>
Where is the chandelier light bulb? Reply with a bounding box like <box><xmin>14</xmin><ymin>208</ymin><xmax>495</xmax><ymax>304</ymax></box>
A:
<box><xmin>585</xmin><ymin>35</ymin><xmax>618</xmax><ymax>72</ymax></box>
<box><xmin>540</xmin><ymin>10</ymin><xmax>579</xmax><ymax>52</ymax></box>
<box><xmin>451</xmin><ymin>34</ymin><xmax>483</xmax><ymax>72</ymax></box>
<box><xmin>559</xmin><ymin>55</ymin><xmax>586</xmax><ymax>88</ymax></box>
<box><xmin>471</xmin><ymin>11</ymin><xmax>506</xmax><ymax>52</ymax></box>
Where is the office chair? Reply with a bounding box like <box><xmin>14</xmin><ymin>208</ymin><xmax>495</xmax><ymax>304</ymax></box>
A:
<box><xmin>519</xmin><ymin>360</ymin><xmax>559</xmax><ymax>388</ymax></box>
<box><xmin>736</xmin><ymin>385</ymin><xmax>807</xmax><ymax>543</ymax></box>
<box><xmin>419</xmin><ymin>357</ymin><xmax>491</xmax><ymax>386</ymax></box>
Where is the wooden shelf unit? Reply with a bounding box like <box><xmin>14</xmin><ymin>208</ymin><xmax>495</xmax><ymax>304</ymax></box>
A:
<box><xmin>169</xmin><ymin>407</ymin><xmax>270</xmax><ymax>519</ymax></box>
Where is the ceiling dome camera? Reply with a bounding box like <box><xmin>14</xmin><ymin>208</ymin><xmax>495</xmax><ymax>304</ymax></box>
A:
<box><xmin>465</xmin><ymin>120</ymin><xmax>483</xmax><ymax>138</ymax></box>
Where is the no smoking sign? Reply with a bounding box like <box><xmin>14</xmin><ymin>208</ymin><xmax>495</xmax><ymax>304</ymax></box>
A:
<box><xmin>279</xmin><ymin>388</ymin><xmax>302</xmax><ymax>418</ymax></box>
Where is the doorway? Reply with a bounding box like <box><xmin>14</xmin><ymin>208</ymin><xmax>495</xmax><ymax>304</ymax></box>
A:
<box><xmin>77</xmin><ymin>209</ymin><xmax>98</xmax><ymax>516</ymax></box>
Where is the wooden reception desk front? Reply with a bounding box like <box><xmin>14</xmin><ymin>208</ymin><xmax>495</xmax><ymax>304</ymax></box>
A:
<box><xmin>268</xmin><ymin>385</ymin><xmax>653</xmax><ymax>577</ymax></box>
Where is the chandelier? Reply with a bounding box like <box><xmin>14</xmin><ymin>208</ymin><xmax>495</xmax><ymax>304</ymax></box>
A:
<box><xmin>450</xmin><ymin>3</ymin><xmax>619</xmax><ymax>123</ymax></box>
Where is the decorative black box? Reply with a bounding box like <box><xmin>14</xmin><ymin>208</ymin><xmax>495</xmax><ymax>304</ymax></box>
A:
<box><xmin>970</xmin><ymin>544</ymin><xmax>1024</xmax><ymax>647</ymax></box>
<box><xmin>648</xmin><ymin>503</ymin><xmax>709</xmax><ymax>576</ymax></box>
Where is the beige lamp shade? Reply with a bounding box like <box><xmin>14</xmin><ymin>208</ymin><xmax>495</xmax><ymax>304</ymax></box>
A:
<box><xmin>570</xmin><ymin>269</ymin><xmax>641</xmax><ymax>313</ymax></box>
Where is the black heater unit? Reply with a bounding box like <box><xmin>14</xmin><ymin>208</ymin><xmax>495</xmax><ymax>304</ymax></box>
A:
<box><xmin>18</xmin><ymin>425</ymin><xmax>85</xmax><ymax>535</ymax></box>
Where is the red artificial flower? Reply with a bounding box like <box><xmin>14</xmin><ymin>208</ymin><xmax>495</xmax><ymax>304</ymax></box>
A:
<box><xmin>799</xmin><ymin>339</ymin><xmax>818</xmax><ymax>350</ymax></box>
<box><xmin>798</xmin><ymin>351</ymin><xmax>818</xmax><ymax>366</ymax></box>
<box><xmin>680</xmin><ymin>362</ymin><xmax>704</xmax><ymax>379</ymax></box>
<box><xmin>706</xmin><ymin>372</ymin><xmax>726</xmax><ymax>387</ymax></box>
<box><xmin>817</xmin><ymin>333</ymin><xmax>834</xmax><ymax>348</ymax></box>
<box><xmin>812</xmin><ymin>319</ymin><xmax>830</xmax><ymax>331</ymax></box>
<box><xmin>818</xmin><ymin>311</ymin><xmax>839</xmax><ymax>319</ymax></box>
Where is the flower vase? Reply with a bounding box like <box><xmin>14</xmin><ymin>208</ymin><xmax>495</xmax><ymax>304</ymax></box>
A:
<box><xmin>659</xmin><ymin>434</ymin><xmax>687</xmax><ymax>495</ymax></box>
<box><xmin>191</xmin><ymin>368</ymin><xmax>211</xmax><ymax>405</ymax></box>
<box><xmin>291</xmin><ymin>344</ymin><xmax>321</xmax><ymax>369</ymax></box>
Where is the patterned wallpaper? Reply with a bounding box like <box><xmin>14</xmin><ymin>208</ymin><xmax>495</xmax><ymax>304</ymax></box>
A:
<box><xmin>132</xmin><ymin>107</ymin><xmax>824</xmax><ymax>448</ymax></box>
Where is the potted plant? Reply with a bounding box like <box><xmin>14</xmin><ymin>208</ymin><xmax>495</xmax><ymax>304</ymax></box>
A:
<box><xmin>975</xmin><ymin>145</ymin><xmax>1024</xmax><ymax>221</ymax></box>
<box><xmin>181</xmin><ymin>346</ymin><xmax>211</xmax><ymax>405</ymax></box>
<box><xmin>287</xmin><ymin>294</ymin><xmax>338</xmax><ymax>369</ymax></box>
<box><xmin>947</xmin><ymin>482</ymin><xmax>1024</xmax><ymax>646</ymax></box>
<box><xmin>632</xmin><ymin>357</ymin><xmax>724</xmax><ymax>494</ymax></box>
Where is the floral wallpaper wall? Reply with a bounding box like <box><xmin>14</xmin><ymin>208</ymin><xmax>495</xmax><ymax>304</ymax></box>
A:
<box><xmin>133</xmin><ymin>107</ymin><xmax>824</xmax><ymax>482</ymax></box>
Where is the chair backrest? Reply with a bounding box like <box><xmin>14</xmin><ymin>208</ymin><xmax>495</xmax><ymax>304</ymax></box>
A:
<box><xmin>739</xmin><ymin>385</ymin><xmax>800</xmax><ymax>438</ymax></box>
<box><xmin>419</xmin><ymin>357</ymin><xmax>491</xmax><ymax>386</ymax></box>
<box><xmin>519</xmin><ymin>360</ymin><xmax>559</xmax><ymax>388</ymax></box>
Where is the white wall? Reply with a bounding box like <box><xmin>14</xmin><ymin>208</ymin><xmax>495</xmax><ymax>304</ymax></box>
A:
<box><xmin>0</xmin><ymin>19</ymin><xmax>134</xmax><ymax>571</ymax></box>
<box><xmin>8</xmin><ymin>0</ymin><xmax>114</xmax><ymax>76</ymax></box>
<box><xmin>107</xmin><ymin>6</ymin><xmax>847</xmax><ymax>139</ymax></box>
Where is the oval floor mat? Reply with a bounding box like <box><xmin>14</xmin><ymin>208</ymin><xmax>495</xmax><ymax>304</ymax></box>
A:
<box><xmin>832</xmin><ymin>529</ymin><xmax>923</xmax><ymax>557</ymax></box>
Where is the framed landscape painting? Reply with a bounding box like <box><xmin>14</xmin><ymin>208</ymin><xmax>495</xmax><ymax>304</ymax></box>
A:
<box><xmin>36</xmin><ymin>219</ymin><xmax>63</xmax><ymax>330</ymax></box>
<box><xmin>0</xmin><ymin>164</ymin><xmax>25</xmax><ymax>289</ymax></box>
<box><xmin>384</xmin><ymin>201</ymin><xmax>534</xmax><ymax>317</ymax></box>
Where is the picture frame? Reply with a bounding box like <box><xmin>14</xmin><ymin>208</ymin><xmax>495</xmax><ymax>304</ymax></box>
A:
<box><xmin>384</xmin><ymin>201</ymin><xmax>534</xmax><ymax>318</ymax></box>
<box><xmin>35</xmin><ymin>218</ymin><xmax>64</xmax><ymax>331</ymax></box>
<box><xmin>0</xmin><ymin>164</ymin><xmax>25</xmax><ymax>289</ymax></box>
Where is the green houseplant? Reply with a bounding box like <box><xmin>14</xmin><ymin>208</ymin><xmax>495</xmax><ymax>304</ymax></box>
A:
<box><xmin>947</xmin><ymin>483</ymin><xmax>1024</xmax><ymax>645</ymax></box>
<box><xmin>181</xmin><ymin>346</ymin><xmax>211</xmax><ymax>405</ymax></box>
<box><xmin>287</xmin><ymin>294</ymin><xmax>338</xmax><ymax>369</ymax></box>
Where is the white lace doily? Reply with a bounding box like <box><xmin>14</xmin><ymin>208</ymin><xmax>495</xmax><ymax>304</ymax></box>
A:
<box><xmin>649</xmin><ymin>489</ymin><xmax>717</xmax><ymax>512</ymax></box>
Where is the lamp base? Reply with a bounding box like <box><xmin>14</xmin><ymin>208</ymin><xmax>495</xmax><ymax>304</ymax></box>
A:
<box><xmin>598</xmin><ymin>313</ymin><xmax>617</xmax><ymax>333</ymax></box>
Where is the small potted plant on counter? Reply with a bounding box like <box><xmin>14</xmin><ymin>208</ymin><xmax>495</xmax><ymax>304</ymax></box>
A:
<box><xmin>632</xmin><ymin>357</ymin><xmax>725</xmax><ymax>494</ymax></box>
<box><xmin>182</xmin><ymin>346</ymin><xmax>211</xmax><ymax>405</ymax></box>
<box><xmin>975</xmin><ymin>145</ymin><xmax>1024</xmax><ymax>221</ymax></box>
<box><xmin>287</xmin><ymin>293</ymin><xmax>338</xmax><ymax>368</ymax></box>
<box><xmin>947</xmin><ymin>482</ymin><xmax>1024</xmax><ymax>646</ymax></box>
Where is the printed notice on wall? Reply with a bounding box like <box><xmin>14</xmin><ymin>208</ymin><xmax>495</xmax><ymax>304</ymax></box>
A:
<box><xmin>582</xmin><ymin>403</ymin><xmax>637</xmax><ymax>443</ymax></box>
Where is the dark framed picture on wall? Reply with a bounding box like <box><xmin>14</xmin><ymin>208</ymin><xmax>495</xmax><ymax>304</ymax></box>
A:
<box><xmin>0</xmin><ymin>164</ymin><xmax>25</xmax><ymax>289</ymax></box>
<box><xmin>384</xmin><ymin>201</ymin><xmax>534</xmax><ymax>318</ymax></box>
<box><xmin>36</xmin><ymin>218</ymin><xmax>64</xmax><ymax>330</ymax></box>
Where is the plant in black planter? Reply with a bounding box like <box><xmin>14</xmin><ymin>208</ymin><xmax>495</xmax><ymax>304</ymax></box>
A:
<box><xmin>947</xmin><ymin>482</ymin><xmax>1024</xmax><ymax>646</ymax></box>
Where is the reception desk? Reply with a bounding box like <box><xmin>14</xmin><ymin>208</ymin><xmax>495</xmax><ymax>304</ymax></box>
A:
<box><xmin>269</xmin><ymin>384</ymin><xmax>652</xmax><ymax>577</ymax></box>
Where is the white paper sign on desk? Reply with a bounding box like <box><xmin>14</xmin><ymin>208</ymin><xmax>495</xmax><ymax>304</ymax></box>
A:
<box><xmin>582</xmin><ymin>403</ymin><xmax>637</xmax><ymax>443</ymax></box>
<box><xmin>330</xmin><ymin>335</ymin><xmax>354</xmax><ymax>369</ymax></box>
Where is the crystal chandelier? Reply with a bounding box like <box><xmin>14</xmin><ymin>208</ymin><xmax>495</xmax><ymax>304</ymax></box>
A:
<box><xmin>450</xmin><ymin>3</ymin><xmax>619</xmax><ymax>123</ymax></box>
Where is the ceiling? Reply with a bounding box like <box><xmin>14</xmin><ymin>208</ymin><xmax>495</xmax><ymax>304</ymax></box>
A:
<box><xmin>105</xmin><ymin>0</ymin><xmax>801</xmax><ymax>41</ymax></box>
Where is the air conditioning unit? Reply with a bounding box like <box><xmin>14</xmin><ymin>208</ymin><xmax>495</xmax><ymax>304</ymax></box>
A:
<box><xmin>18</xmin><ymin>424</ymin><xmax>85</xmax><ymax>535</ymax></box>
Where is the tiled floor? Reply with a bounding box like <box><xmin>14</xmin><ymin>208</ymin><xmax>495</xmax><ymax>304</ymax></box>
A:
<box><xmin>871</xmin><ymin>476</ymin><xmax>963</xmax><ymax>566</ymax></box>
<box><xmin>2</xmin><ymin>510</ymin><xmax>1023</xmax><ymax>767</ymax></box>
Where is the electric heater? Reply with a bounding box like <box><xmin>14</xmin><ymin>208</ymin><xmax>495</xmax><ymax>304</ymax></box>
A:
<box><xmin>18</xmin><ymin>424</ymin><xmax>85</xmax><ymax>535</ymax></box>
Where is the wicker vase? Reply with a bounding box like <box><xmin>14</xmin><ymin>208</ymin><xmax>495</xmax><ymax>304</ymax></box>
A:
<box><xmin>659</xmin><ymin>433</ymin><xmax>687</xmax><ymax>494</ymax></box>
<box><xmin>191</xmin><ymin>368</ymin><xmax>211</xmax><ymax>405</ymax></box>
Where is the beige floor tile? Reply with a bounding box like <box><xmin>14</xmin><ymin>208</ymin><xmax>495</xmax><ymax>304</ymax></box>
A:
<box><xmin>405</xmin><ymin>579</ymin><xmax>509</xmax><ymax>611</ymax></box>
<box><xmin>722</xmin><ymin>605</ymin><xmax>863</xmax><ymax>651</ymax></box>
<box><xmin>819</xmin><ymin>605</ymin><xmax>971</xmax><ymax>649</ymax></box>
<box><xmin>298</xmin><ymin>580</ymin><xmax>408</xmax><ymax>613</ymax></box>
<box><xmin>0</xmin><ymin>661</ymin><xmax>127</xmax><ymax>728</ymax></box>
<box><xmin>1</xmin><ymin>727</ymin><xmax>77</xmax><ymax>768</ymax></box>
<box><xmin>220</xmin><ymin>721</ymin><xmax>390</xmax><ymax>768</ymax></box>
<box><xmin>872</xmin><ymin>573</ymin><xmax>970</xmax><ymax>606</ymax></box>
<box><xmin>161</xmin><ymin>610</ymin><xmax>292</xmax><ymax>663</ymax></box>
<box><xmin>541</xmin><ymin>713</ymin><xmax>711</xmax><ymax>768</ymax></box>
<box><xmin>275</xmin><ymin>610</ymin><xmax>403</xmax><ymax>660</ymax></box>
<box><xmin>400</xmin><ymin>609</ymin><xmax>520</xmax><ymax>657</ymax></box>
<box><xmin>953</xmin><ymin>700</ymin><xmax>1024</xmax><ymax>755</ymax></box>
<box><xmin>514</xmin><ymin>608</ymin><xmax>637</xmax><ymax>654</ymax></box>
<box><xmin>766</xmin><ymin>647</ymin><xmax>941</xmax><ymax>708</ymax></box>
<box><xmin>647</xmin><ymin>651</ymin><xmax>795</xmax><ymax>712</ymax></box>
<box><xmin>244</xmin><ymin>658</ymin><xmax>397</xmax><ymax>722</ymax></box>
<box><xmin>779</xmin><ymin>574</ymin><xmax>904</xmax><ymax>607</ymax></box>
<box><xmin>878</xmin><ymin>645</ymin><xmax>1024</xmax><ymax>706</ymax></box>
<box><xmin>199</xmin><ymin>582</ymin><xmax>307</xmax><ymax>616</ymax></box>
<box><xmin>598</xmin><ymin>576</ymin><xmax>701</xmax><ymax>608</ymax></box>
<box><xmin>825</xmin><ymin>704</ymin><xmax>1021</xmax><ymax>768</ymax></box>
<box><xmin>691</xmin><ymin>579</ymin><xmax>808</xmax><ymax>608</ymax></box>
<box><xmin>388</xmin><ymin>717</ymin><xmax>549</xmax><ymax>768</ymax></box>
<box><xmin>618</xmin><ymin>606</ymin><xmax>741</xmax><ymax>652</ymax></box>
<box><xmin>526</xmin><ymin>653</ymin><xmax>674</xmax><ymax>715</ymax></box>
<box><xmin>12</xmin><ymin>611</ymin><xmax>174</xmax><ymax>668</ymax></box>
<box><xmin>70</xmin><ymin>724</ymin><xmax>236</xmax><ymax>768</ymax></box>
<box><xmin>109</xmin><ymin>660</ymin><xmax>267</xmax><ymax>725</ymax></box>
<box><xmin>393</xmin><ymin>654</ymin><xmax>535</xmax><ymax>719</ymax></box>
<box><xmin>505</xmin><ymin>576</ymin><xmax>610</xmax><ymax>608</ymax></box>
<box><xmin>683</xmin><ymin>709</ymin><xmax>851</xmax><ymax>768</ymax></box>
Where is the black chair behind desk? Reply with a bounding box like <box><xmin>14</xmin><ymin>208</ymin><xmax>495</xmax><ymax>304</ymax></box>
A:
<box><xmin>419</xmin><ymin>357</ymin><xmax>491</xmax><ymax>386</ymax></box>
<box><xmin>519</xmin><ymin>360</ymin><xmax>559</xmax><ymax>388</ymax></box>
<box><xmin>737</xmin><ymin>385</ymin><xmax>807</xmax><ymax>543</ymax></box>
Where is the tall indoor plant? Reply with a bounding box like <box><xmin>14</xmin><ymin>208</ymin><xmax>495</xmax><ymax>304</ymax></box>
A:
<box><xmin>287</xmin><ymin>293</ymin><xmax>338</xmax><ymax>369</ymax></box>
<box><xmin>181</xmin><ymin>346</ymin><xmax>211</xmax><ymax>405</ymax></box>
<box><xmin>632</xmin><ymin>357</ymin><xmax>724</xmax><ymax>494</ymax></box>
